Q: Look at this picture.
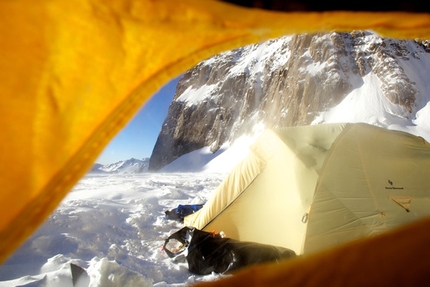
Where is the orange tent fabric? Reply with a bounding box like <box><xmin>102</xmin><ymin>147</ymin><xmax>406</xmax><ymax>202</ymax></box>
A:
<box><xmin>1</xmin><ymin>0</ymin><xmax>430</xmax><ymax>272</ymax></box>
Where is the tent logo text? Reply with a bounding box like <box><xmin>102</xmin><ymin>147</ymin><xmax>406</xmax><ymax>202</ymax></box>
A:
<box><xmin>385</xmin><ymin>180</ymin><xmax>404</xmax><ymax>190</ymax></box>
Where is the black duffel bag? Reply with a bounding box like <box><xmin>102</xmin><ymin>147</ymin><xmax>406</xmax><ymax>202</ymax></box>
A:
<box><xmin>163</xmin><ymin>227</ymin><xmax>296</xmax><ymax>275</ymax></box>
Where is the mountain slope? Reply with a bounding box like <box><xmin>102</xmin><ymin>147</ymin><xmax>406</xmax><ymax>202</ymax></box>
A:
<box><xmin>91</xmin><ymin>158</ymin><xmax>149</xmax><ymax>173</ymax></box>
<box><xmin>149</xmin><ymin>31</ymin><xmax>430</xmax><ymax>171</ymax></box>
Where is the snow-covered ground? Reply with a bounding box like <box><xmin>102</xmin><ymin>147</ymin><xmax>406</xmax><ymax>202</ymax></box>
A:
<box><xmin>0</xmin><ymin>172</ymin><xmax>229</xmax><ymax>287</ymax></box>
<box><xmin>0</xmin><ymin>137</ymin><xmax>254</xmax><ymax>287</ymax></box>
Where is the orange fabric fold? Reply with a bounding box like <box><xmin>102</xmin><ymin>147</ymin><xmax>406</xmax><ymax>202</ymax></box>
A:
<box><xmin>0</xmin><ymin>0</ymin><xmax>429</xmax><ymax>265</ymax></box>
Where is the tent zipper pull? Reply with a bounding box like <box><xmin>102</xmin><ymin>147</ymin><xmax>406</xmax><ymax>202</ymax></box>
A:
<box><xmin>302</xmin><ymin>212</ymin><xmax>309</xmax><ymax>223</ymax></box>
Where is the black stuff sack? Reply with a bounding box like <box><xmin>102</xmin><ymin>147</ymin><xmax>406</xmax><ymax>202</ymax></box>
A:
<box><xmin>163</xmin><ymin>227</ymin><xmax>296</xmax><ymax>275</ymax></box>
<box><xmin>165</xmin><ymin>204</ymin><xmax>204</xmax><ymax>222</ymax></box>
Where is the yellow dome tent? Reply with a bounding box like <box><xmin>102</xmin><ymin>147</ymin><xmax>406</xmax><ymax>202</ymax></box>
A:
<box><xmin>1</xmin><ymin>0</ymin><xmax>430</xmax><ymax>285</ymax></box>
<box><xmin>185</xmin><ymin>123</ymin><xmax>430</xmax><ymax>255</ymax></box>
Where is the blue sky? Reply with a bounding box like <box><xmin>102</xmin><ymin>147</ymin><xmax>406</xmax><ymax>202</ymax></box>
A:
<box><xmin>96</xmin><ymin>77</ymin><xmax>180</xmax><ymax>164</ymax></box>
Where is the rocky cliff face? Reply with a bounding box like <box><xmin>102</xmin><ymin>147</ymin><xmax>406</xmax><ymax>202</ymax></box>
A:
<box><xmin>149</xmin><ymin>31</ymin><xmax>430</xmax><ymax>171</ymax></box>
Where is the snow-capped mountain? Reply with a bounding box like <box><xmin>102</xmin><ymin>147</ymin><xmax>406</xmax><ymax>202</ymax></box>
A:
<box><xmin>149</xmin><ymin>31</ymin><xmax>430</xmax><ymax>171</ymax></box>
<box><xmin>91</xmin><ymin>158</ymin><xmax>149</xmax><ymax>173</ymax></box>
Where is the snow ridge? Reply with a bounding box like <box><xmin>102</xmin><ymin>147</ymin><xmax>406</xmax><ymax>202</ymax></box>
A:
<box><xmin>91</xmin><ymin>158</ymin><xmax>149</xmax><ymax>174</ymax></box>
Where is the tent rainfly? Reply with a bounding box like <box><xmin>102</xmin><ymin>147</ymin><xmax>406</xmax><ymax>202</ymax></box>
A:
<box><xmin>185</xmin><ymin>123</ymin><xmax>430</xmax><ymax>255</ymax></box>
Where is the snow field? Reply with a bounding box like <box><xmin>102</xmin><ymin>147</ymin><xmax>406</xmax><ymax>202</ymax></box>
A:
<box><xmin>0</xmin><ymin>173</ymin><xmax>228</xmax><ymax>287</ymax></box>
